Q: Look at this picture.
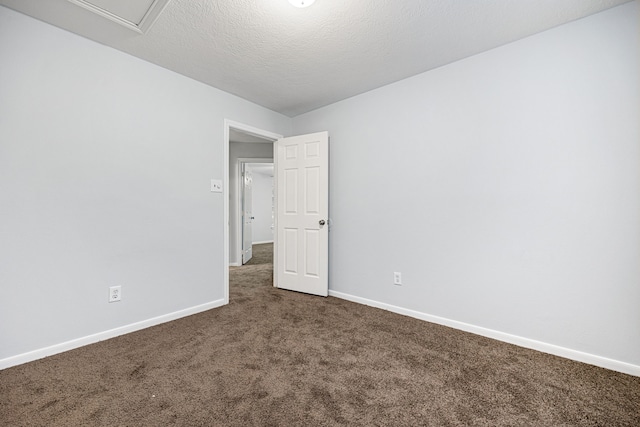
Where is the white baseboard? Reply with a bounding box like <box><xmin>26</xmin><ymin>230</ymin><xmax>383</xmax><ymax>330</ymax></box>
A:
<box><xmin>252</xmin><ymin>240</ymin><xmax>274</xmax><ymax>245</ymax></box>
<box><xmin>0</xmin><ymin>299</ymin><xmax>226</xmax><ymax>370</ymax></box>
<box><xmin>229</xmin><ymin>262</ymin><xmax>241</xmax><ymax>267</ymax></box>
<box><xmin>329</xmin><ymin>290</ymin><xmax>640</xmax><ymax>377</ymax></box>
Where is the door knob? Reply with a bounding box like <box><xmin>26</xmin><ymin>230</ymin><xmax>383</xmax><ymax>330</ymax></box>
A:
<box><xmin>319</xmin><ymin>219</ymin><xmax>326</xmax><ymax>226</ymax></box>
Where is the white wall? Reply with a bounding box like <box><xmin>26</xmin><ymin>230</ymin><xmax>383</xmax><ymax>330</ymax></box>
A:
<box><xmin>293</xmin><ymin>3</ymin><xmax>640</xmax><ymax>372</ymax></box>
<box><xmin>249</xmin><ymin>168</ymin><xmax>274</xmax><ymax>244</ymax></box>
<box><xmin>0</xmin><ymin>6</ymin><xmax>290</xmax><ymax>365</ymax></box>
<box><xmin>228</xmin><ymin>143</ymin><xmax>274</xmax><ymax>265</ymax></box>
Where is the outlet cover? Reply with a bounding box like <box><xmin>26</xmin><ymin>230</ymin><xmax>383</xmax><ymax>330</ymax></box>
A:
<box><xmin>394</xmin><ymin>272</ymin><xmax>402</xmax><ymax>285</ymax></box>
<box><xmin>109</xmin><ymin>286</ymin><xmax>122</xmax><ymax>303</ymax></box>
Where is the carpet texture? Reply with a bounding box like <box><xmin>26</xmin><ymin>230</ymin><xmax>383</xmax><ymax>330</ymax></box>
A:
<box><xmin>242</xmin><ymin>242</ymin><xmax>273</xmax><ymax>266</ymax></box>
<box><xmin>1</xmin><ymin>243</ymin><xmax>639</xmax><ymax>426</ymax></box>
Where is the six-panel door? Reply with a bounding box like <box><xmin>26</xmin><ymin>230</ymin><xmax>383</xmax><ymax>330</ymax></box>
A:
<box><xmin>275</xmin><ymin>131</ymin><xmax>328</xmax><ymax>296</ymax></box>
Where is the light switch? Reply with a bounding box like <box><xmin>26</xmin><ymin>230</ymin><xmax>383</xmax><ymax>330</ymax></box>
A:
<box><xmin>210</xmin><ymin>179</ymin><xmax>222</xmax><ymax>193</ymax></box>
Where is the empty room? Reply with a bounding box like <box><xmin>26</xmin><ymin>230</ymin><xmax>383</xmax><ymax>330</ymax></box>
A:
<box><xmin>1</xmin><ymin>0</ymin><xmax>638</xmax><ymax>425</ymax></box>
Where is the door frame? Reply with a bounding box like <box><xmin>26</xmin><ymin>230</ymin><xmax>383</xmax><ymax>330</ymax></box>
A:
<box><xmin>234</xmin><ymin>158</ymin><xmax>274</xmax><ymax>266</ymax></box>
<box><xmin>224</xmin><ymin>119</ymin><xmax>282</xmax><ymax>304</ymax></box>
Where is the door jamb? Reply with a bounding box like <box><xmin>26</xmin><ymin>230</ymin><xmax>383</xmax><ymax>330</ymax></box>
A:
<box><xmin>224</xmin><ymin>119</ymin><xmax>282</xmax><ymax>304</ymax></box>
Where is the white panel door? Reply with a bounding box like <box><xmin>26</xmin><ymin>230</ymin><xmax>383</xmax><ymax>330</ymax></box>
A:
<box><xmin>242</xmin><ymin>166</ymin><xmax>253</xmax><ymax>264</ymax></box>
<box><xmin>275</xmin><ymin>131</ymin><xmax>329</xmax><ymax>296</ymax></box>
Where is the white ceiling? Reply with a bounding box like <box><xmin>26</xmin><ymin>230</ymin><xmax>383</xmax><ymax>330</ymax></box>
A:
<box><xmin>0</xmin><ymin>0</ymin><xmax>631</xmax><ymax>117</ymax></box>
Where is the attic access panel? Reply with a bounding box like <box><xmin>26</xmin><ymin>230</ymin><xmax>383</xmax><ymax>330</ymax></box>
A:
<box><xmin>67</xmin><ymin>0</ymin><xmax>171</xmax><ymax>33</ymax></box>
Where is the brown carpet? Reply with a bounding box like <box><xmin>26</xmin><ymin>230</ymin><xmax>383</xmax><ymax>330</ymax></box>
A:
<box><xmin>1</xmin><ymin>244</ymin><xmax>639</xmax><ymax>426</ymax></box>
<box><xmin>242</xmin><ymin>242</ymin><xmax>273</xmax><ymax>266</ymax></box>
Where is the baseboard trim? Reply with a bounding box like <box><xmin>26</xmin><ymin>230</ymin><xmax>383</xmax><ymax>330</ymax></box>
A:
<box><xmin>0</xmin><ymin>299</ymin><xmax>226</xmax><ymax>370</ymax></box>
<box><xmin>252</xmin><ymin>240</ymin><xmax>274</xmax><ymax>245</ymax></box>
<box><xmin>329</xmin><ymin>290</ymin><xmax>640</xmax><ymax>377</ymax></box>
<box><xmin>229</xmin><ymin>262</ymin><xmax>241</xmax><ymax>267</ymax></box>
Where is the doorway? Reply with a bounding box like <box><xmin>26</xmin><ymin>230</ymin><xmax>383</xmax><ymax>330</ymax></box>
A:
<box><xmin>224</xmin><ymin>121</ymin><xmax>330</xmax><ymax>302</ymax></box>
<box><xmin>224</xmin><ymin>120</ymin><xmax>282</xmax><ymax>303</ymax></box>
<box><xmin>240</xmin><ymin>161</ymin><xmax>275</xmax><ymax>265</ymax></box>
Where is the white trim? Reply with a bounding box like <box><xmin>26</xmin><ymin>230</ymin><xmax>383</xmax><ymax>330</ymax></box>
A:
<box><xmin>273</xmin><ymin>141</ymin><xmax>279</xmax><ymax>288</ymax></box>
<box><xmin>329</xmin><ymin>290</ymin><xmax>640</xmax><ymax>377</ymax></box>
<box><xmin>226</xmin><ymin>121</ymin><xmax>282</xmax><ymax>142</ymax></box>
<box><xmin>0</xmin><ymin>299</ymin><xmax>225</xmax><ymax>370</ymax></box>
<box><xmin>66</xmin><ymin>0</ymin><xmax>171</xmax><ymax>34</ymax></box>
<box><xmin>224</xmin><ymin>120</ymin><xmax>282</xmax><ymax>301</ymax></box>
<box><xmin>252</xmin><ymin>240</ymin><xmax>274</xmax><ymax>245</ymax></box>
<box><xmin>224</xmin><ymin>122</ymin><xmax>230</xmax><ymax>304</ymax></box>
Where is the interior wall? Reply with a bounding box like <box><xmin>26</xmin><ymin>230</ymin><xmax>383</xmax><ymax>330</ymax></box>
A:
<box><xmin>292</xmin><ymin>2</ymin><xmax>640</xmax><ymax>369</ymax></box>
<box><xmin>249</xmin><ymin>168</ymin><xmax>274</xmax><ymax>244</ymax></box>
<box><xmin>228</xmin><ymin>143</ymin><xmax>274</xmax><ymax>265</ymax></box>
<box><xmin>0</xmin><ymin>6</ymin><xmax>291</xmax><ymax>363</ymax></box>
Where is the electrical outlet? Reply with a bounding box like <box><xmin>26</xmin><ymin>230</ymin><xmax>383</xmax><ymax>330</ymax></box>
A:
<box><xmin>109</xmin><ymin>286</ymin><xmax>122</xmax><ymax>303</ymax></box>
<box><xmin>393</xmin><ymin>272</ymin><xmax>402</xmax><ymax>286</ymax></box>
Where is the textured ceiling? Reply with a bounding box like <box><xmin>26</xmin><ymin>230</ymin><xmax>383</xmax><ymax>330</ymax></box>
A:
<box><xmin>0</xmin><ymin>0</ymin><xmax>631</xmax><ymax>116</ymax></box>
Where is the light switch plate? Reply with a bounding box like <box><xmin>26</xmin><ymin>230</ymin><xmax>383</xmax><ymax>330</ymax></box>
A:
<box><xmin>210</xmin><ymin>179</ymin><xmax>222</xmax><ymax>193</ymax></box>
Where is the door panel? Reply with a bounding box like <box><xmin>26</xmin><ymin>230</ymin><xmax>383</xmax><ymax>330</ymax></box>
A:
<box><xmin>284</xmin><ymin>228</ymin><xmax>298</xmax><ymax>273</ymax></box>
<box><xmin>275</xmin><ymin>131</ymin><xmax>328</xmax><ymax>297</ymax></box>
<box><xmin>284</xmin><ymin>169</ymin><xmax>298</xmax><ymax>213</ymax></box>
<box><xmin>304</xmin><ymin>229</ymin><xmax>320</xmax><ymax>277</ymax></box>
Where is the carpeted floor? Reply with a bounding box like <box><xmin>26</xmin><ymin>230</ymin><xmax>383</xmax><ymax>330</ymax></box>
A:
<box><xmin>241</xmin><ymin>242</ymin><xmax>273</xmax><ymax>266</ymax></box>
<box><xmin>1</xmin><ymin>243</ymin><xmax>639</xmax><ymax>426</ymax></box>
